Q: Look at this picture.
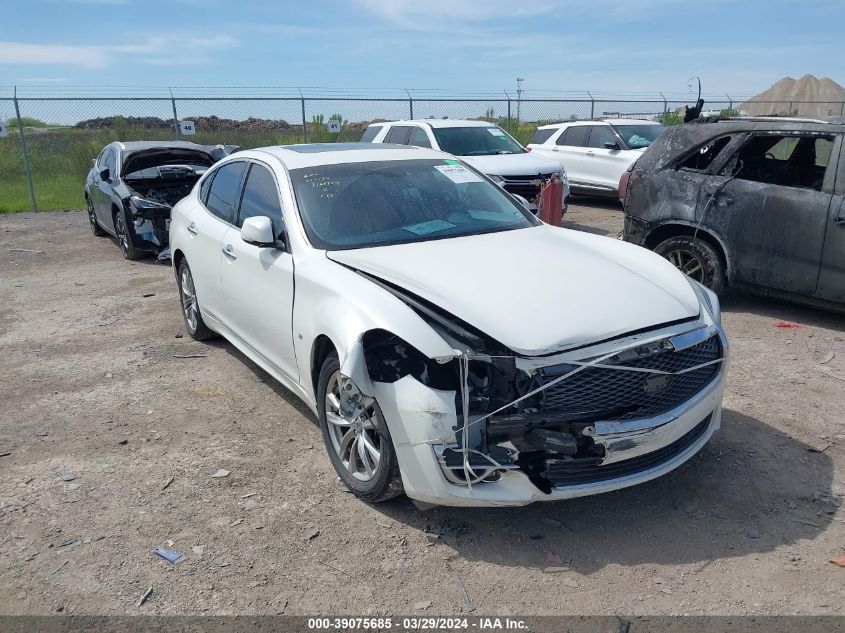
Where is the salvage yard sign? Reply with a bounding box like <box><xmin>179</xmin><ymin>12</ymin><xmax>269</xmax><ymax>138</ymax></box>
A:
<box><xmin>327</xmin><ymin>119</ymin><xmax>341</xmax><ymax>134</ymax></box>
<box><xmin>179</xmin><ymin>120</ymin><xmax>196</xmax><ymax>136</ymax></box>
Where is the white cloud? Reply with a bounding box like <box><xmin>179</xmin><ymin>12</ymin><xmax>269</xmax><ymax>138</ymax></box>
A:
<box><xmin>353</xmin><ymin>0</ymin><xmax>557</xmax><ymax>31</ymax></box>
<box><xmin>0</xmin><ymin>42</ymin><xmax>104</xmax><ymax>67</ymax></box>
<box><xmin>0</xmin><ymin>35</ymin><xmax>238</xmax><ymax>68</ymax></box>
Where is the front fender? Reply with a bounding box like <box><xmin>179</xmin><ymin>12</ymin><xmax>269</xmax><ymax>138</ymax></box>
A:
<box><xmin>293</xmin><ymin>254</ymin><xmax>459</xmax><ymax>404</ymax></box>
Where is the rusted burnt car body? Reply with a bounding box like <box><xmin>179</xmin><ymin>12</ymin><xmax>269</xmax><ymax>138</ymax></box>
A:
<box><xmin>622</xmin><ymin>117</ymin><xmax>845</xmax><ymax>311</ymax></box>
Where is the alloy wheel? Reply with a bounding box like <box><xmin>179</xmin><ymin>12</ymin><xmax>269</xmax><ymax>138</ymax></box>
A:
<box><xmin>87</xmin><ymin>199</ymin><xmax>97</xmax><ymax>231</ymax></box>
<box><xmin>180</xmin><ymin>267</ymin><xmax>199</xmax><ymax>333</ymax></box>
<box><xmin>324</xmin><ymin>370</ymin><xmax>382</xmax><ymax>482</ymax></box>
<box><xmin>115</xmin><ymin>215</ymin><xmax>129</xmax><ymax>257</ymax></box>
<box><xmin>665</xmin><ymin>248</ymin><xmax>705</xmax><ymax>283</ymax></box>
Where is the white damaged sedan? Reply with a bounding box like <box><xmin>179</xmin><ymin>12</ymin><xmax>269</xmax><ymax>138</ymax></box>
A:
<box><xmin>169</xmin><ymin>142</ymin><xmax>727</xmax><ymax>507</ymax></box>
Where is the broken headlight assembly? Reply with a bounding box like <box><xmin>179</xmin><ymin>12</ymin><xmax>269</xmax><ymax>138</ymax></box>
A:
<box><xmin>128</xmin><ymin>195</ymin><xmax>170</xmax><ymax>217</ymax></box>
<box><xmin>687</xmin><ymin>277</ymin><xmax>721</xmax><ymax>323</ymax></box>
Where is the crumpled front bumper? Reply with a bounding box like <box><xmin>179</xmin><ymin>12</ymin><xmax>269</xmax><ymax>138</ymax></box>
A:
<box><xmin>372</xmin><ymin>334</ymin><xmax>727</xmax><ymax>508</ymax></box>
<box><xmin>124</xmin><ymin>202</ymin><xmax>171</xmax><ymax>254</ymax></box>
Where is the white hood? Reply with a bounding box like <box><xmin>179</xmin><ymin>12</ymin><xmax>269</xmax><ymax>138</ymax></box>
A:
<box><xmin>459</xmin><ymin>152</ymin><xmax>561</xmax><ymax>177</ymax></box>
<box><xmin>327</xmin><ymin>225</ymin><xmax>700</xmax><ymax>356</ymax></box>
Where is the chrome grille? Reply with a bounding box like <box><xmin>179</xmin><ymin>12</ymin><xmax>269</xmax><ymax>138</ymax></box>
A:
<box><xmin>546</xmin><ymin>415</ymin><xmax>713</xmax><ymax>487</ymax></box>
<box><xmin>540</xmin><ymin>334</ymin><xmax>722</xmax><ymax>422</ymax></box>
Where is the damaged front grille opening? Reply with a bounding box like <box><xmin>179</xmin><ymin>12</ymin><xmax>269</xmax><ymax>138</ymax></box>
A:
<box><xmin>121</xmin><ymin>150</ymin><xmax>217</xmax><ymax>252</ymax></box>
<box><xmin>363</xmin><ymin>324</ymin><xmax>723</xmax><ymax>495</ymax></box>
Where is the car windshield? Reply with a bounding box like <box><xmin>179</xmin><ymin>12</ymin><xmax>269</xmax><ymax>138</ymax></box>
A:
<box><xmin>613</xmin><ymin>124</ymin><xmax>665</xmax><ymax>149</ymax></box>
<box><xmin>431</xmin><ymin>126</ymin><xmax>525</xmax><ymax>156</ymax></box>
<box><xmin>290</xmin><ymin>159</ymin><xmax>537</xmax><ymax>250</ymax></box>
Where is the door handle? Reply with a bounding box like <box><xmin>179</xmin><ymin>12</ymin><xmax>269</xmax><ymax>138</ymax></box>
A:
<box><xmin>187</xmin><ymin>222</ymin><xmax>198</xmax><ymax>236</ymax></box>
<box><xmin>552</xmin><ymin>147</ymin><xmax>560</xmax><ymax>152</ymax></box>
<box><xmin>222</xmin><ymin>244</ymin><xmax>238</xmax><ymax>260</ymax></box>
<box><xmin>717</xmin><ymin>196</ymin><xmax>734</xmax><ymax>207</ymax></box>
<box><xmin>585</xmin><ymin>151</ymin><xmax>595</xmax><ymax>157</ymax></box>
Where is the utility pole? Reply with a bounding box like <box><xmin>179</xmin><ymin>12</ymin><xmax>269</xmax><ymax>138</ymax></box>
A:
<box><xmin>516</xmin><ymin>78</ymin><xmax>524</xmax><ymax>126</ymax></box>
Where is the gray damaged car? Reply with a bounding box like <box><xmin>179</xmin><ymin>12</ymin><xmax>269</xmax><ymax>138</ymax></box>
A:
<box><xmin>84</xmin><ymin>141</ymin><xmax>236</xmax><ymax>260</ymax></box>
<box><xmin>621</xmin><ymin>117</ymin><xmax>845</xmax><ymax>311</ymax></box>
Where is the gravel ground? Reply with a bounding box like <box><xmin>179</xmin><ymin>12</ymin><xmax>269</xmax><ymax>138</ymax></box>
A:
<box><xmin>1</xmin><ymin>201</ymin><xmax>844</xmax><ymax>616</ymax></box>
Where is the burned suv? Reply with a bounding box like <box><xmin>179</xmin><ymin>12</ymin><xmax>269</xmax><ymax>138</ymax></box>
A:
<box><xmin>622</xmin><ymin>117</ymin><xmax>845</xmax><ymax>310</ymax></box>
<box><xmin>84</xmin><ymin>141</ymin><xmax>235</xmax><ymax>260</ymax></box>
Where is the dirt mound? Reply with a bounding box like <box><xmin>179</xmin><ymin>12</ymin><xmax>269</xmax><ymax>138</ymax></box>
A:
<box><xmin>741</xmin><ymin>74</ymin><xmax>845</xmax><ymax>117</ymax></box>
<box><xmin>74</xmin><ymin>115</ymin><xmax>295</xmax><ymax>131</ymax></box>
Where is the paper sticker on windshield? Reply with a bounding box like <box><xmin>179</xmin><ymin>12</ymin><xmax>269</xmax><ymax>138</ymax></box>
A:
<box><xmin>403</xmin><ymin>219</ymin><xmax>455</xmax><ymax>235</ymax></box>
<box><xmin>486</xmin><ymin>128</ymin><xmax>506</xmax><ymax>136</ymax></box>
<box><xmin>434</xmin><ymin>164</ymin><xmax>483</xmax><ymax>184</ymax></box>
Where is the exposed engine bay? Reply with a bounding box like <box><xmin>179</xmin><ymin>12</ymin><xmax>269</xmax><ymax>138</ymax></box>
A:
<box><xmin>355</xmin><ymin>270</ymin><xmax>724</xmax><ymax>496</ymax></box>
<box><xmin>121</xmin><ymin>149</ymin><xmax>216</xmax><ymax>253</ymax></box>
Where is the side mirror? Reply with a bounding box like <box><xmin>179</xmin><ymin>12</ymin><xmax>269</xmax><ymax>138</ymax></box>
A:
<box><xmin>99</xmin><ymin>168</ymin><xmax>111</xmax><ymax>182</ymax></box>
<box><xmin>513</xmin><ymin>194</ymin><xmax>532</xmax><ymax>210</ymax></box>
<box><xmin>604</xmin><ymin>142</ymin><xmax>621</xmax><ymax>150</ymax></box>
<box><xmin>241</xmin><ymin>216</ymin><xmax>277</xmax><ymax>247</ymax></box>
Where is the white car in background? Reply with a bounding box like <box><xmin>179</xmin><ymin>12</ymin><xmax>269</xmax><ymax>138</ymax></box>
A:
<box><xmin>361</xmin><ymin>119</ymin><xmax>569</xmax><ymax>210</ymax></box>
<box><xmin>528</xmin><ymin>119</ymin><xmax>664</xmax><ymax>197</ymax></box>
<box><xmin>168</xmin><ymin>142</ymin><xmax>726</xmax><ymax>507</ymax></box>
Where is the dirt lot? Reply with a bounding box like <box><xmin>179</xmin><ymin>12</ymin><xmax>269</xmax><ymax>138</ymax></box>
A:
<box><xmin>1</xmin><ymin>201</ymin><xmax>844</xmax><ymax>616</ymax></box>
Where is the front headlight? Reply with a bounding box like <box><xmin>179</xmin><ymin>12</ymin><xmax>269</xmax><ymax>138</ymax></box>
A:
<box><xmin>687</xmin><ymin>278</ymin><xmax>721</xmax><ymax>324</ymax></box>
<box><xmin>558</xmin><ymin>169</ymin><xmax>569</xmax><ymax>188</ymax></box>
<box><xmin>129</xmin><ymin>195</ymin><xmax>170</xmax><ymax>212</ymax></box>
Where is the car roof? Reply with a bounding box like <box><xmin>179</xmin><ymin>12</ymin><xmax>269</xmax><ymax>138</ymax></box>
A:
<box><xmin>368</xmin><ymin>119</ymin><xmax>501</xmax><ymax>129</ymax></box>
<box><xmin>699</xmin><ymin>115</ymin><xmax>845</xmax><ymax>127</ymax></box>
<box><xmin>634</xmin><ymin>117</ymin><xmax>845</xmax><ymax>173</ymax></box>
<box><xmin>537</xmin><ymin>118</ymin><xmax>662</xmax><ymax>130</ymax></box>
<box><xmin>244</xmin><ymin>143</ymin><xmax>456</xmax><ymax>169</ymax></box>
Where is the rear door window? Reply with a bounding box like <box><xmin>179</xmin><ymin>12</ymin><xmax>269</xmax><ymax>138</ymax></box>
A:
<box><xmin>237</xmin><ymin>163</ymin><xmax>285</xmax><ymax>238</ymax></box>
<box><xmin>359</xmin><ymin>125</ymin><xmax>382</xmax><ymax>142</ymax></box>
<box><xmin>725</xmin><ymin>134</ymin><xmax>834</xmax><ymax>191</ymax></box>
<box><xmin>408</xmin><ymin>127</ymin><xmax>431</xmax><ymax>148</ymax></box>
<box><xmin>199</xmin><ymin>171</ymin><xmax>215</xmax><ymax>204</ymax></box>
<box><xmin>531</xmin><ymin>128</ymin><xmax>556</xmax><ymax>144</ymax></box>
<box><xmin>385</xmin><ymin>126</ymin><xmax>412</xmax><ymax>144</ymax></box>
<box><xmin>587</xmin><ymin>126</ymin><xmax>618</xmax><ymax>149</ymax></box>
<box><xmin>206</xmin><ymin>161</ymin><xmax>247</xmax><ymax>223</ymax></box>
<box><xmin>558</xmin><ymin>126</ymin><xmax>589</xmax><ymax>147</ymax></box>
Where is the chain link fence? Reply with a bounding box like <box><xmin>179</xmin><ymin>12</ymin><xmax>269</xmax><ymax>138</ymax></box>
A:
<box><xmin>2</xmin><ymin>87</ymin><xmax>844</xmax><ymax>212</ymax></box>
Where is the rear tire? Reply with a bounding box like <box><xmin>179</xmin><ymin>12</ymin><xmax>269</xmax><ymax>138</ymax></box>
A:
<box><xmin>177</xmin><ymin>259</ymin><xmax>215</xmax><ymax>341</ymax></box>
<box><xmin>317</xmin><ymin>355</ymin><xmax>403</xmax><ymax>503</ymax></box>
<box><xmin>114</xmin><ymin>209</ymin><xmax>144</xmax><ymax>260</ymax></box>
<box><xmin>654</xmin><ymin>235</ymin><xmax>725</xmax><ymax>294</ymax></box>
<box><xmin>87</xmin><ymin>197</ymin><xmax>106</xmax><ymax>236</ymax></box>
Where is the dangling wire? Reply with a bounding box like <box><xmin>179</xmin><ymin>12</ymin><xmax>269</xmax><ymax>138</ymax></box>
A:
<box><xmin>458</xmin><ymin>353</ymin><xmax>475</xmax><ymax>491</ymax></box>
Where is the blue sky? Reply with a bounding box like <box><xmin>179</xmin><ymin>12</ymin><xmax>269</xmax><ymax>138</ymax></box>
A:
<box><xmin>1</xmin><ymin>0</ymin><xmax>842</xmax><ymax>97</ymax></box>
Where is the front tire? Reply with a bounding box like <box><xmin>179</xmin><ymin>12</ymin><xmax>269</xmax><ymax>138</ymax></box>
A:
<box><xmin>177</xmin><ymin>259</ymin><xmax>215</xmax><ymax>341</ymax></box>
<box><xmin>114</xmin><ymin>209</ymin><xmax>143</xmax><ymax>260</ymax></box>
<box><xmin>317</xmin><ymin>355</ymin><xmax>403</xmax><ymax>503</ymax></box>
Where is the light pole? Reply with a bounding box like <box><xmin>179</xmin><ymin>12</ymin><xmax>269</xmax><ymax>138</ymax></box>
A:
<box><xmin>516</xmin><ymin>78</ymin><xmax>524</xmax><ymax>125</ymax></box>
